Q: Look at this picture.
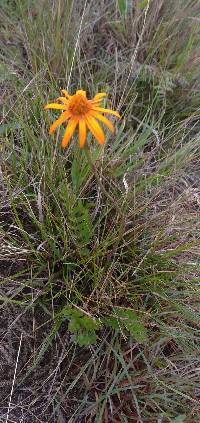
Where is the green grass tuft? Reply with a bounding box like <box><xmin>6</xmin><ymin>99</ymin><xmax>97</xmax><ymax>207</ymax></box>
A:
<box><xmin>1</xmin><ymin>0</ymin><xmax>200</xmax><ymax>421</ymax></box>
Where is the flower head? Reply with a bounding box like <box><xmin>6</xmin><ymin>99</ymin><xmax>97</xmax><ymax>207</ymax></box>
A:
<box><xmin>44</xmin><ymin>89</ymin><xmax>120</xmax><ymax>148</ymax></box>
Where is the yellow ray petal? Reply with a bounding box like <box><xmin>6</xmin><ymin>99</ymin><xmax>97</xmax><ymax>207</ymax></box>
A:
<box><xmin>76</xmin><ymin>90</ymin><xmax>86</xmax><ymax>97</ymax></box>
<box><xmin>85</xmin><ymin>116</ymin><xmax>105</xmax><ymax>145</ymax></box>
<box><xmin>93</xmin><ymin>93</ymin><xmax>107</xmax><ymax>100</ymax></box>
<box><xmin>91</xmin><ymin>106</ymin><xmax>121</xmax><ymax>118</ymax></box>
<box><xmin>49</xmin><ymin>112</ymin><xmax>71</xmax><ymax>135</ymax></box>
<box><xmin>79</xmin><ymin>118</ymin><xmax>87</xmax><ymax>148</ymax></box>
<box><xmin>61</xmin><ymin>89</ymin><xmax>71</xmax><ymax>98</ymax></box>
<box><xmin>44</xmin><ymin>103</ymin><xmax>67</xmax><ymax>110</ymax></box>
<box><xmin>56</xmin><ymin>97</ymin><xmax>69</xmax><ymax>104</ymax></box>
<box><xmin>90</xmin><ymin>111</ymin><xmax>114</xmax><ymax>133</ymax></box>
<box><xmin>89</xmin><ymin>99</ymin><xmax>103</xmax><ymax>106</ymax></box>
<box><xmin>61</xmin><ymin>117</ymin><xmax>78</xmax><ymax>148</ymax></box>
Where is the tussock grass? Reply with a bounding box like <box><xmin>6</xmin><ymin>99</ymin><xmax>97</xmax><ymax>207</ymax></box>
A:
<box><xmin>1</xmin><ymin>1</ymin><xmax>200</xmax><ymax>422</ymax></box>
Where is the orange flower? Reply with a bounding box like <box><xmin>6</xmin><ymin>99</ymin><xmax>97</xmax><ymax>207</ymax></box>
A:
<box><xmin>44</xmin><ymin>89</ymin><xmax>120</xmax><ymax>148</ymax></box>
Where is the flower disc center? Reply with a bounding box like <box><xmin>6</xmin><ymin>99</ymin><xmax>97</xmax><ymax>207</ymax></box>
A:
<box><xmin>68</xmin><ymin>94</ymin><xmax>90</xmax><ymax>115</ymax></box>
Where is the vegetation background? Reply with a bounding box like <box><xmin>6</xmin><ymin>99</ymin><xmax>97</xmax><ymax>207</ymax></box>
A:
<box><xmin>1</xmin><ymin>0</ymin><xmax>200</xmax><ymax>422</ymax></box>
